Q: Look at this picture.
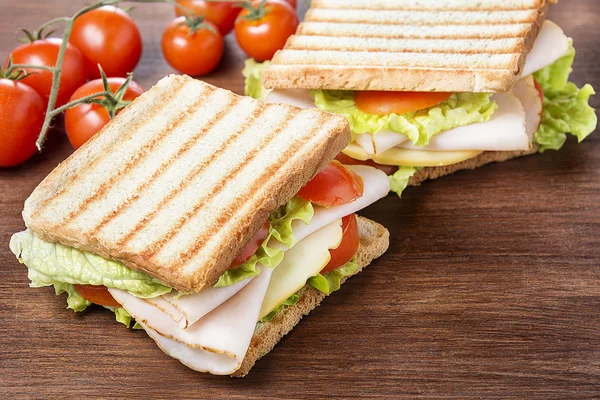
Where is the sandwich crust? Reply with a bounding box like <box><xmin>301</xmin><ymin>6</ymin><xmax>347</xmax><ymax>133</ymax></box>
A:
<box><xmin>263</xmin><ymin>0</ymin><xmax>552</xmax><ymax>93</ymax></box>
<box><xmin>234</xmin><ymin>216</ymin><xmax>389</xmax><ymax>377</ymax></box>
<box><xmin>22</xmin><ymin>75</ymin><xmax>351</xmax><ymax>292</ymax></box>
<box><xmin>409</xmin><ymin>145</ymin><xmax>539</xmax><ymax>186</ymax></box>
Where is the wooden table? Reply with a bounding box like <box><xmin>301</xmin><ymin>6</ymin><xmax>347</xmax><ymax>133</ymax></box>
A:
<box><xmin>1</xmin><ymin>1</ymin><xmax>599</xmax><ymax>398</ymax></box>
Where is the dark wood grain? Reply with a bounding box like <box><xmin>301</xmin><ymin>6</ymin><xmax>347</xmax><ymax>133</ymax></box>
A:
<box><xmin>1</xmin><ymin>1</ymin><xmax>599</xmax><ymax>399</ymax></box>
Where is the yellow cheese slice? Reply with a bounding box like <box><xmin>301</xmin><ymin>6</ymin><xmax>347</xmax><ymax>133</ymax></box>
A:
<box><xmin>342</xmin><ymin>143</ymin><xmax>482</xmax><ymax>167</ymax></box>
<box><xmin>259</xmin><ymin>219</ymin><xmax>343</xmax><ymax>319</ymax></box>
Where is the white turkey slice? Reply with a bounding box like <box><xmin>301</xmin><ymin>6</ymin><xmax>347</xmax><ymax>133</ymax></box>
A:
<box><xmin>109</xmin><ymin>266</ymin><xmax>273</xmax><ymax>375</ymax></box>
<box><xmin>401</xmin><ymin>91</ymin><xmax>529</xmax><ymax>152</ymax></box>
<box><xmin>522</xmin><ymin>20</ymin><xmax>570</xmax><ymax>77</ymax></box>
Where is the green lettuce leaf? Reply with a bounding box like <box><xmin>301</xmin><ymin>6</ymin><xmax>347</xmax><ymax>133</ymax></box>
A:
<box><xmin>389</xmin><ymin>167</ymin><xmax>419</xmax><ymax>197</ymax></box>
<box><xmin>269</xmin><ymin>197</ymin><xmax>314</xmax><ymax>248</ymax></box>
<box><xmin>114</xmin><ymin>307</ymin><xmax>133</xmax><ymax>328</ymax></box>
<box><xmin>102</xmin><ymin>306</ymin><xmax>142</xmax><ymax>329</ymax></box>
<box><xmin>53</xmin><ymin>283</ymin><xmax>91</xmax><ymax>312</ymax></box>
<box><xmin>259</xmin><ymin>293</ymin><xmax>299</xmax><ymax>323</ymax></box>
<box><xmin>10</xmin><ymin>231</ymin><xmax>171</xmax><ymax>298</ymax></box>
<box><xmin>243</xmin><ymin>58</ymin><xmax>271</xmax><ymax>100</ymax></box>
<box><xmin>52</xmin><ymin>283</ymin><xmax>140</xmax><ymax>328</ymax></box>
<box><xmin>308</xmin><ymin>258</ymin><xmax>359</xmax><ymax>295</ymax></box>
<box><xmin>214</xmin><ymin>228</ymin><xmax>284</xmax><ymax>287</ymax></box>
<box><xmin>533</xmin><ymin>43</ymin><xmax>597</xmax><ymax>152</ymax></box>
<box><xmin>214</xmin><ymin>197</ymin><xmax>314</xmax><ymax>287</ymax></box>
<box><xmin>115</xmin><ymin>308</ymin><xmax>143</xmax><ymax>329</ymax></box>
<box><xmin>313</xmin><ymin>91</ymin><xmax>497</xmax><ymax>146</ymax></box>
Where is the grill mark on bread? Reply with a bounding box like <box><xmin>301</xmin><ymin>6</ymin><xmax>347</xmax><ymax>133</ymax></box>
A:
<box><xmin>312</xmin><ymin>0</ymin><xmax>548</xmax><ymax>11</ymax></box>
<box><xmin>143</xmin><ymin>109</ymin><xmax>296</xmax><ymax>262</ymax></box>
<box><xmin>286</xmin><ymin>37</ymin><xmax>528</xmax><ymax>55</ymax></box>
<box><xmin>30</xmin><ymin>80</ymin><xmax>186</xmax><ymax>221</ymax></box>
<box><xmin>263</xmin><ymin>1</ymin><xmax>550</xmax><ymax>92</ymax></box>
<box><xmin>22</xmin><ymin>76</ymin><xmax>352</xmax><ymax>292</ymax></box>
<box><xmin>305</xmin><ymin>10</ymin><xmax>539</xmax><ymax>25</ymax></box>
<box><xmin>114</xmin><ymin>95</ymin><xmax>249</xmax><ymax>249</ymax></box>
<box><xmin>290</xmin><ymin>47</ymin><xmax>524</xmax><ymax>55</ymax></box>
<box><xmin>297</xmin><ymin>25</ymin><xmax>531</xmax><ymax>39</ymax></box>
<box><xmin>51</xmin><ymin>84</ymin><xmax>211</xmax><ymax>230</ymax></box>
<box><xmin>85</xmin><ymin>93</ymin><xmax>241</xmax><ymax>240</ymax></box>
<box><xmin>174</xmin><ymin>113</ymin><xmax>326</xmax><ymax>271</ymax></box>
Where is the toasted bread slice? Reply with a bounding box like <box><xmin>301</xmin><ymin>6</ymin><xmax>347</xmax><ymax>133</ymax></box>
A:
<box><xmin>263</xmin><ymin>0</ymin><xmax>553</xmax><ymax>93</ymax></box>
<box><xmin>233</xmin><ymin>216</ymin><xmax>390</xmax><ymax>377</ymax></box>
<box><xmin>22</xmin><ymin>75</ymin><xmax>350</xmax><ymax>292</ymax></box>
<box><xmin>409</xmin><ymin>145</ymin><xmax>539</xmax><ymax>186</ymax></box>
<box><xmin>311</xmin><ymin>0</ymin><xmax>553</xmax><ymax>11</ymax></box>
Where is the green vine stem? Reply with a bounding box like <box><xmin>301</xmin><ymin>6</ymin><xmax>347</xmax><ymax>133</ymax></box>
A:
<box><xmin>8</xmin><ymin>0</ymin><xmax>250</xmax><ymax>151</ymax></box>
<box><xmin>9</xmin><ymin>64</ymin><xmax>55</xmax><ymax>72</ymax></box>
<box><xmin>26</xmin><ymin>0</ymin><xmax>120</xmax><ymax>150</ymax></box>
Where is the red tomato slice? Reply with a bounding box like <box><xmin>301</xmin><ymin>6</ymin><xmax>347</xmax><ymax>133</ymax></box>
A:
<box><xmin>73</xmin><ymin>284</ymin><xmax>121</xmax><ymax>308</ymax></box>
<box><xmin>230</xmin><ymin>221</ymin><xmax>270</xmax><ymax>268</ymax></box>
<box><xmin>335</xmin><ymin>152</ymin><xmax>399</xmax><ymax>176</ymax></box>
<box><xmin>321</xmin><ymin>214</ymin><xmax>359</xmax><ymax>274</ymax></box>
<box><xmin>354</xmin><ymin>91</ymin><xmax>452</xmax><ymax>116</ymax></box>
<box><xmin>297</xmin><ymin>161</ymin><xmax>364</xmax><ymax>207</ymax></box>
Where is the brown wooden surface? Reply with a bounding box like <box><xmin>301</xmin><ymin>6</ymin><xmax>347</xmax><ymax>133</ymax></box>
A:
<box><xmin>1</xmin><ymin>1</ymin><xmax>599</xmax><ymax>398</ymax></box>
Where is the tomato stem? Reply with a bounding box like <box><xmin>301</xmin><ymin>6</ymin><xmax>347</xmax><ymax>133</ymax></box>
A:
<box><xmin>49</xmin><ymin>91</ymin><xmax>113</xmax><ymax>115</ymax></box>
<box><xmin>238</xmin><ymin>0</ymin><xmax>269</xmax><ymax>22</ymax></box>
<box><xmin>169</xmin><ymin>0</ymin><xmax>194</xmax><ymax>16</ymax></box>
<box><xmin>37</xmin><ymin>17</ymin><xmax>70</xmax><ymax>34</ymax></box>
<box><xmin>32</xmin><ymin>0</ymin><xmax>252</xmax><ymax>152</ymax></box>
<box><xmin>36</xmin><ymin>0</ymin><xmax>123</xmax><ymax>151</ymax></box>
<box><xmin>11</xmin><ymin>64</ymin><xmax>56</xmax><ymax>72</ymax></box>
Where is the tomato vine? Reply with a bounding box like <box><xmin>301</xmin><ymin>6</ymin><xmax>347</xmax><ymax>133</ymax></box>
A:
<box><xmin>8</xmin><ymin>0</ymin><xmax>245</xmax><ymax>151</ymax></box>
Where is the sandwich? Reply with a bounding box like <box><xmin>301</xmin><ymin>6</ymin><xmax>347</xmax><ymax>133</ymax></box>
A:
<box><xmin>243</xmin><ymin>0</ymin><xmax>597</xmax><ymax>196</ymax></box>
<box><xmin>9</xmin><ymin>75</ymin><xmax>392</xmax><ymax>376</ymax></box>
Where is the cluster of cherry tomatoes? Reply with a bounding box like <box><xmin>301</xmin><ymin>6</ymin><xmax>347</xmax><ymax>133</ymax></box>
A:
<box><xmin>1</xmin><ymin>0</ymin><xmax>298</xmax><ymax>168</ymax></box>
<box><xmin>166</xmin><ymin>0</ymin><xmax>298</xmax><ymax>75</ymax></box>
<box><xmin>1</xmin><ymin>6</ymin><xmax>145</xmax><ymax>167</ymax></box>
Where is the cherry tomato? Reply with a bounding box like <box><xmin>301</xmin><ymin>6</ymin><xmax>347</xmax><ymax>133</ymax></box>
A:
<box><xmin>64</xmin><ymin>78</ymin><xmax>144</xmax><ymax>149</ymax></box>
<box><xmin>230</xmin><ymin>221</ymin><xmax>270</xmax><ymax>269</ymax></box>
<box><xmin>70</xmin><ymin>6</ymin><xmax>142</xmax><ymax>79</ymax></box>
<box><xmin>298</xmin><ymin>161</ymin><xmax>364</xmax><ymax>207</ymax></box>
<box><xmin>354</xmin><ymin>91</ymin><xmax>452</xmax><ymax>116</ymax></box>
<box><xmin>162</xmin><ymin>17</ymin><xmax>224</xmax><ymax>76</ymax></box>
<box><xmin>174</xmin><ymin>0</ymin><xmax>241</xmax><ymax>36</ymax></box>
<box><xmin>7</xmin><ymin>38</ymin><xmax>86</xmax><ymax>107</ymax></box>
<box><xmin>235</xmin><ymin>0</ymin><xmax>299</xmax><ymax>62</ymax></box>
<box><xmin>321</xmin><ymin>214</ymin><xmax>359</xmax><ymax>274</ymax></box>
<box><xmin>284</xmin><ymin>0</ymin><xmax>297</xmax><ymax>8</ymax></box>
<box><xmin>0</xmin><ymin>79</ymin><xmax>45</xmax><ymax>167</ymax></box>
<box><xmin>73</xmin><ymin>284</ymin><xmax>121</xmax><ymax>308</ymax></box>
<box><xmin>335</xmin><ymin>153</ymin><xmax>399</xmax><ymax>176</ymax></box>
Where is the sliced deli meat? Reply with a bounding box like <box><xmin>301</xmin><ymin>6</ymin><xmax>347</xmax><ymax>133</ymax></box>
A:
<box><xmin>281</xmin><ymin>165</ymin><xmax>389</xmax><ymax>247</ymax></box>
<box><xmin>157</xmin><ymin>277</ymin><xmax>255</xmax><ymax>329</ymax></box>
<box><xmin>401</xmin><ymin>91</ymin><xmax>528</xmax><ymax>152</ymax></box>
<box><xmin>522</xmin><ymin>20</ymin><xmax>570</xmax><ymax>78</ymax></box>
<box><xmin>266</xmin><ymin>88</ymin><xmax>314</xmax><ymax>109</ymax></box>
<box><xmin>512</xmin><ymin>75</ymin><xmax>543</xmax><ymax>140</ymax></box>
<box><xmin>356</xmin><ymin>130</ymin><xmax>410</xmax><ymax>155</ymax></box>
<box><xmin>109</xmin><ymin>266</ymin><xmax>273</xmax><ymax>375</ymax></box>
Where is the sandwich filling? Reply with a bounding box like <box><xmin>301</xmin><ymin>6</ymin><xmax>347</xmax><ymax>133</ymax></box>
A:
<box><xmin>11</xmin><ymin>162</ymin><xmax>390</xmax><ymax>374</ymax></box>
<box><xmin>246</xmin><ymin>21</ymin><xmax>597</xmax><ymax>196</ymax></box>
